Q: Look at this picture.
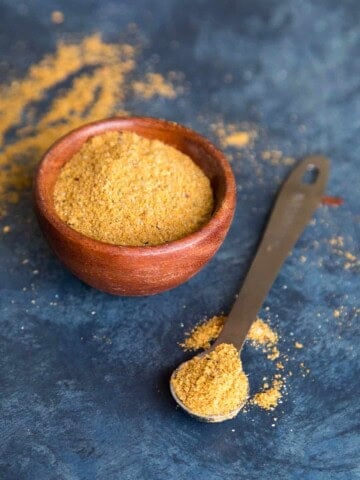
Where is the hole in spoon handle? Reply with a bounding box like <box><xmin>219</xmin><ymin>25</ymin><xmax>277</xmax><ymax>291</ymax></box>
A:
<box><xmin>287</xmin><ymin>155</ymin><xmax>329</xmax><ymax>195</ymax></box>
<box><xmin>302</xmin><ymin>166</ymin><xmax>318</xmax><ymax>184</ymax></box>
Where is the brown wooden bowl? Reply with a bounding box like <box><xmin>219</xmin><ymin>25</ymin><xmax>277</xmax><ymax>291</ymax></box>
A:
<box><xmin>34</xmin><ymin>117</ymin><xmax>236</xmax><ymax>296</ymax></box>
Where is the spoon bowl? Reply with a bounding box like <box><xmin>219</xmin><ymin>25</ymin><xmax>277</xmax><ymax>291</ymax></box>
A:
<box><xmin>170</xmin><ymin>358</ymin><xmax>249</xmax><ymax>422</ymax></box>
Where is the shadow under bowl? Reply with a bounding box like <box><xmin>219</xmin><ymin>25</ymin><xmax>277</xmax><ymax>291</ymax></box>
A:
<box><xmin>34</xmin><ymin>116</ymin><xmax>236</xmax><ymax>296</ymax></box>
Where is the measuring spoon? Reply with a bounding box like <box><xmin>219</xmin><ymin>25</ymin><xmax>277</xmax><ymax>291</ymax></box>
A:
<box><xmin>170</xmin><ymin>155</ymin><xmax>329</xmax><ymax>422</ymax></box>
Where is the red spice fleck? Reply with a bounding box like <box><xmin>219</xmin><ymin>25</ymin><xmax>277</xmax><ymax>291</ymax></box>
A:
<box><xmin>321</xmin><ymin>196</ymin><xmax>344</xmax><ymax>207</ymax></box>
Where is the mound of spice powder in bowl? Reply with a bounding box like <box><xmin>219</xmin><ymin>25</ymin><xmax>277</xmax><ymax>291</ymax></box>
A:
<box><xmin>171</xmin><ymin>343</ymin><xmax>249</xmax><ymax>417</ymax></box>
<box><xmin>53</xmin><ymin>131</ymin><xmax>214</xmax><ymax>246</ymax></box>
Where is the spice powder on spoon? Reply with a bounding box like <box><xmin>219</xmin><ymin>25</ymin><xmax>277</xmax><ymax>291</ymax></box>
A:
<box><xmin>171</xmin><ymin>343</ymin><xmax>249</xmax><ymax>417</ymax></box>
<box><xmin>54</xmin><ymin>130</ymin><xmax>214</xmax><ymax>246</ymax></box>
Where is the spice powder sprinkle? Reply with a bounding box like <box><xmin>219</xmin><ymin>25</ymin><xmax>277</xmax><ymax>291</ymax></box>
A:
<box><xmin>181</xmin><ymin>315</ymin><xmax>278</xmax><ymax>352</ymax></box>
<box><xmin>54</xmin><ymin>131</ymin><xmax>214</xmax><ymax>246</ymax></box>
<box><xmin>251</xmin><ymin>379</ymin><xmax>283</xmax><ymax>411</ymax></box>
<box><xmin>180</xmin><ymin>315</ymin><xmax>226</xmax><ymax>351</ymax></box>
<box><xmin>171</xmin><ymin>343</ymin><xmax>249</xmax><ymax>417</ymax></box>
<box><xmin>179</xmin><ymin>315</ymin><xmax>286</xmax><ymax>411</ymax></box>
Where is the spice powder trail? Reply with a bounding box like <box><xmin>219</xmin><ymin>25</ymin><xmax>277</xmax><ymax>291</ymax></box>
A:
<box><xmin>0</xmin><ymin>34</ymin><xmax>181</xmax><ymax>215</ymax></box>
<box><xmin>180</xmin><ymin>315</ymin><xmax>226</xmax><ymax>350</ymax></box>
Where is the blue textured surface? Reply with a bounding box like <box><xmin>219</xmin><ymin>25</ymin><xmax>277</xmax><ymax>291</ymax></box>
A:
<box><xmin>0</xmin><ymin>1</ymin><xmax>359</xmax><ymax>479</ymax></box>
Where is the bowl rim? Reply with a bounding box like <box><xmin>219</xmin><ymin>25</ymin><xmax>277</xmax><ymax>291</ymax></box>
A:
<box><xmin>34</xmin><ymin>116</ymin><xmax>236</xmax><ymax>257</ymax></box>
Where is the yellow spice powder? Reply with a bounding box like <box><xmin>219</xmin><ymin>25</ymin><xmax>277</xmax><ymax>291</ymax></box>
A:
<box><xmin>181</xmin><ymin>315</ymin><xmax>278</xmax><ymax>351</ymax></box>
<box><xmin>171</xmin><ymin>343</ymin><xmax>249</xmax><ymax>417</ymax></box>
<box><xmin>251</xmin><ymin>379</ymin><xmax>283</xmax><ymax>410</ymax></box>
<box><xmin>132</xmin><ymin>73</ymin><xmax>177</xmax><ymax>99</ymax></box>
<box><xmin>267</xmin><ymin>346</ymin><xmax>280</xmax><ymax>361</ymax></box>
<box><xmin>247</xmin><ymin>318</ymin><xmax>278</xmax><ymax>346</ymax></box>
<box><xmin>181</xmin><ymin>315</ymin><xmax>226</xmax><ymax>351</ymax></box>
<box><xmin>51</xmin><ymin>11</ymin><xmax>64</xmax><ymax>24</ymax></box>
<box><xmin>54</xmin><ymin>131</ymin><xmax>214</xmax><ymax>246</ymax></box>
<box><xmin>224</xmin><ymin>132</ymin><xmax>251</xmax><ymax>148</ymax></box>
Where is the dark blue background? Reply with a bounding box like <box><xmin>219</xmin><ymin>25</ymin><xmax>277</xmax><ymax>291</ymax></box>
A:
<box><xmin>0</xmin><ymin>0</ymin><xmax>359</xmax><ymax>478</ymax></box>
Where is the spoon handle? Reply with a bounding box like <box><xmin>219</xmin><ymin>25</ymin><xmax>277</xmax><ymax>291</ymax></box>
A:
<box><xmin>214</xmin><ymin>155</ymin><xmax>329</xmax><ymax>350</ymax></box>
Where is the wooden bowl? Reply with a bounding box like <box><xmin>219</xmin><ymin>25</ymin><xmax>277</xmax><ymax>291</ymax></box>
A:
<box><xmin>34</xmin><ymin>117</ymin><xmax>236</xmax><ymax>296</ymax></box>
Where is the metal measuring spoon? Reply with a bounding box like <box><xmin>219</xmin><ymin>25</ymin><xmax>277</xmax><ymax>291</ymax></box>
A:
<box><xmin>170</xmin><ymin>155</ymin><xmax>329</xmax><ymax>422</ymax></box>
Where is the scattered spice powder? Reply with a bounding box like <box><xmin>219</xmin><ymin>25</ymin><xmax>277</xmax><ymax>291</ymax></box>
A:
<box><xmin>249</xmin><ymin>318</ymin><xmax>281</xmax><ymax>360</ymax></box>
<box><xmin>224</xmin><ymin>132</ymin><xmax>250</xmax><ymax>148</ymax></box>
<box><xmin>181</xmin><ymin>316</ymin><xmax>279</xmax><ymax>352</ymax></box>
<box><xmin>329</xmin><ymin>236</ymin><xmax>344</xmax><ymax>247</ymax></box>
<box><xmin>251</xmin><ymin>379</ymin><xmax>283</xmax><ymax>411</ymax></box>
<box><xmin>209</xmin><ymin>120</ymin><xmax>257</xmax><ymax>152</ymax></box>
<box><xmin>261</xmin><ymin>150</ymin><xmax>295</xmax><ymax>166</ymax></box>
<box><xmin>132</xmin><ymin>73</ymin><xmax>177</xmax><ymax>99</ymax></box>
<box><xmin>171</xmin><ymin>343</ymin><xmax>249</xmax><ymax>417</ymax></box>
<box><xmin>299</xmin><ymin>362</ymin><xmax>311</xmax><ymax>377</ymax></box>
<box><xmin>0</xmin><ymin>34</ymin><xmax>181</xmax><ymax>216</ymax></box>
<box><xmin>267</xmin><ymin>346</ymin><xmax>280</xmax><ymax>361</ymax></box>
<box><xmin>181</xmin><ymin>315</ymin><xmax>226</xmax><ymax>351</ymax></box>
<box><xmin>51</xmin><ymin>11</ymin><xmax>64</xmax><ymax>24</ymax></box>
<box><xmin>344</xmin><ymin>251</ymin><xmax>356</xmax><ymax>262</ymax></box>
<box><xmin>247</xmin><ymin>318</ymin><xmax>278</xmax><ymax>346</ymax></box>
<box><xmin>328</xmin><ymin>237</ymin><xmax>359</xmax><ymax>270</ymax></box>
<box><xmin>54</xmin><ymin>131</ymin><xmax>214</xmax><ymax>246</ymax></box>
